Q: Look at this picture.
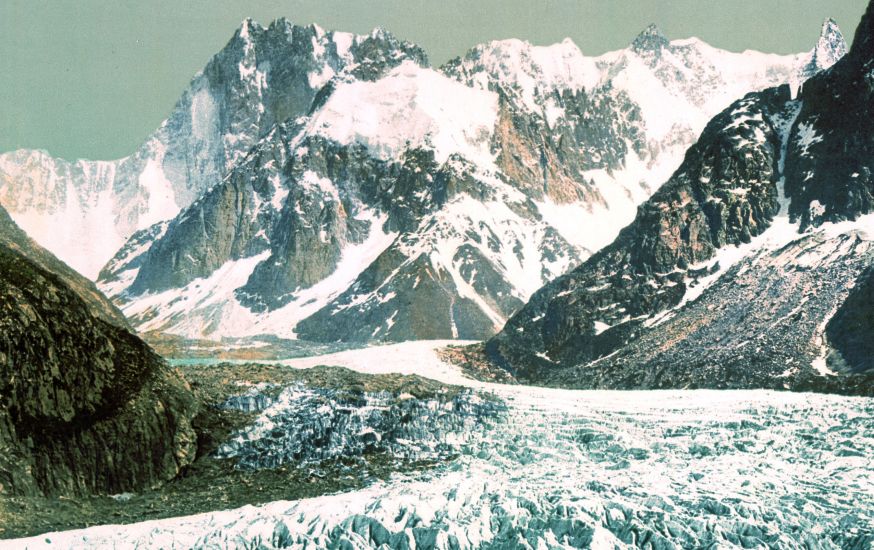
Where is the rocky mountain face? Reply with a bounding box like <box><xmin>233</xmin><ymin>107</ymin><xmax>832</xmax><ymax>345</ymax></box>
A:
<box><xmin>0</xmin><ymin>205</ymin><xmax>198</xmax><ymax>497</ymax></box>
<box><xmin>786</xmin><ymin>13</ymin><xmax>874</xmax><ymax>228</ymax></box>
<box><xmin>536</xmin><ymin>229</ymin><xmax>874</xmax><ymax>395</ymax></box>
<box><xmin>75</xmin><ymin>19</ymin><xmax>844</xmax><ymax>343</ymax></box>
<box><xmin>484</xmin><ymin>2</ymin><xmax>874</xmax><ymax>393</ymax></box>
<box><xmin>0</xmin><ymin>19</ymin><xmax>425</xmax><ymax>278</ymax></box>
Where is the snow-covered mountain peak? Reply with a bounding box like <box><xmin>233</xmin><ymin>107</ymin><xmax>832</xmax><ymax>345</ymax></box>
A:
<box><xmin>822</xmin><ymin>16</ymin><xmax>843</xmax><ymax>37</ymax></box>
<box><xmin>0</xmin><ymin>18</ymin><xmax>428</xmax><ymax>279</ymax></box>
<box><xmin>484</xmin><ymin>1</ymin><xmax>874</xmax><ymax>391</ymax></box>
<box><xmin>445</xmin><ymin>25</ymin><xmax>836</xmax><ymax>138</ymax></box>
<box><xmin>443</xmin><ymin>37</ymin><xmax>601</xmax><ymax>104</ymax></box>
<box><xmin>95</xmin><ymin>23</ymin><xmax>846</xmax><ymax>343</ymax></box>
<box><xmin>236</xmin><ymin>16</ymin><xmax>256</xmax><ymax>37</ymax></box>
<box><xmin>812</xmin><ymin>17</ymin><xmax>849</xmax><ymax>71</ymax></box>
<box><xmin>369</xmin><ymin>26</ymin><xmax>391</xmax><ymax>39</ymax></box>
<box><xmin>631</xmin><ymin>23</ymin><xmax>670</xmax><ymax>54</ymax></box>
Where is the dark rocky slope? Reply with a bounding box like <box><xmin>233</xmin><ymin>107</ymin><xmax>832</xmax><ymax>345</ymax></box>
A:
<box><xmin>0</xmin><ymin>207</ymin><xmax>129</xmax><ymax>328</ymax></box>
<box><xmin>786</xmin><ymin>4</ymin><xmax>874</xmax><ymax>228</ymax></box>
<box><xmin>483</xmin><ymin>0</ymin><xmax>874</xmax><ymax>394</ymax></box>
<box><xmin>0</xmin><ymin>207</ymin><xmax>197</xmax><ymax>497</ymax></box>
<box><xmin>825</xmin><ymin>265</ymin><xmax>874</xmax><ymax>374</ymax></box>
<box><xmin>538</xmin><ymin>231</ymin><xmax>874</xmax><ymax>395</ymax></box>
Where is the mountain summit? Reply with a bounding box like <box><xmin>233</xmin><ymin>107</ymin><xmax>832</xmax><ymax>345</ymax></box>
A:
<box><xmin>808</xmin><ymin>17</ymin><xmax>849</xmax><ymax>73</ymax></box>
<box><xmin>631</xmin><ymin>24</ymin><xmax>670</xmax><ymax>53</ymax></box>
<box><xmin>0</xmin><ymin>19</ymin><xmax>425</xmax><ymax>278</ymax></box>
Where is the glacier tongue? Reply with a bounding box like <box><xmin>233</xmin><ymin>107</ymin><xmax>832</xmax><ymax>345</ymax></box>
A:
<box><xmin>11</xmin><ymin>343</ymin><xmax>873</xmax><ymax>549</ymax></box>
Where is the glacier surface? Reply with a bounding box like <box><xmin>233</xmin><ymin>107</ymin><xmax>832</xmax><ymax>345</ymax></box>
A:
<box><xmin>9</xmin><ymin>342</ymin><xmax>872</xmax><ymax>549</ymax></box>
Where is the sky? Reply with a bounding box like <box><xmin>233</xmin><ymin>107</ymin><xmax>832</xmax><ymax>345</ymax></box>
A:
<box><xmin>1</xmin><ymin>0</ymin><xmax>868</xmax><ymax>161</ymax></box>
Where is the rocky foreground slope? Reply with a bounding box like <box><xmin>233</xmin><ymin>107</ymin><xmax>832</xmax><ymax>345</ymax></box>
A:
<box><xmin>483</xmin><ymin>2</ymin><xmax>874</xmax><ymax>394</ymax></box>
<box><xmin>41</xmin><ymin>18</ymin><xmax>842</xmax><ymax>343</ymax></box>
<box><xmin>1</xmin><ymin>361</ymin><xmax>497</xmax><ymax>539</ymax></box>
<box><xmin>0</xmin><ymin>205</ymin><xmax>197</xmax><ymax>498</ymax></box>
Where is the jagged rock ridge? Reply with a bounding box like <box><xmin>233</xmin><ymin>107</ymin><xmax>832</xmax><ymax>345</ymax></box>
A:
<box><xmin>484</xmin><ymin>2</ymin><xmax>874</xmax><ymax>393</ymax></box>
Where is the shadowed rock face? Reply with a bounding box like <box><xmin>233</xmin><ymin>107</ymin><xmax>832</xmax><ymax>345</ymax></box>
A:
<box><xmin>0</xmin><ymin>206</ymin><xmax>197</xmax><ymax>497</ymax></box>
<box><xmin>786</xmin><ymin>4</ymin><xmax>874</xmax><ymax>228</ymax></box>
<box><xmin>486</xmin><ymin>87</ymin><xmax>792</xmax><ymax>378</ymax></box>
<box><xmin>484</xmin><ymin>0</ymin><xmax>874</xmax><ymax>393</ymax></box>
<box><xmin>826</xmin><ymin>265</ymin><xmax>874</xmax><ymax>374</ymax></box>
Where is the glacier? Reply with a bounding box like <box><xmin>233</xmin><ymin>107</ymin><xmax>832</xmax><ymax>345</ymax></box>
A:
<box><xmin>8</xmin><ymin>342</ymin><xmax>872</xmax><ymax>549</ymax></box>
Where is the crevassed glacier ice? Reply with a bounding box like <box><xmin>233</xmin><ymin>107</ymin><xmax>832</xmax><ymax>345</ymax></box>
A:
<box><xmin>11</xmin><ymin>369</ymin><xmax>872</xmax><ymax>550</ymax></box>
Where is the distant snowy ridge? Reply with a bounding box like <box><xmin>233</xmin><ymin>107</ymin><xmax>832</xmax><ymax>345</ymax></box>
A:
<box><xmin>308</xmin><ymin>61</ymin><xmax>499</xmax><ymax>165</ymax></box>
<box><xmin>483</xmin><ymin>4</ymin><xmax>874</xmax><ymax>393</ymax></box>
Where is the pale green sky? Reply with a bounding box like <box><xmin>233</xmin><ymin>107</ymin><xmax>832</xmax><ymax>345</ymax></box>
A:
<box><xmin>1</xmin><ymin>0</ymin><xmax>868</xmax><ymax>160</ymax></box>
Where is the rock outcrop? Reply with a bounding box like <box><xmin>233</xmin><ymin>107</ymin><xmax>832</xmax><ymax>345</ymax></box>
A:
<box><xmin>0</xmin><ymin>206</ymin><xmax>197</xmax><ymax>497</ymax></box>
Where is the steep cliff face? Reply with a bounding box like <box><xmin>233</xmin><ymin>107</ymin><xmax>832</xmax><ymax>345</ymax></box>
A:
<box><xmin>0</xmin><ymin>207</ymin><xmax>197</xmax><ymax>497</ymax></box>
<box><xmin>486</xmin><ymin>88</ymin><xmax>794</xmax><ymax>377</ymax></box>
<box><xmin>90</xmin><ymin>20</ymin><xmax>845</xmax><ymax>343</ymax></box>
<box><xmin>0</xmin><ymin>20</ymin><xmax>425</xmax><ymax>278</ymax></box>
<box><xmin>483</xmin><ymin>1</ymin><xmax>874</xmax><ymax>393</ymax></box>
<box><xmin>785</xmin><ymin>9</ymin><xmax>874</xmax><ymax>228</ymax></box>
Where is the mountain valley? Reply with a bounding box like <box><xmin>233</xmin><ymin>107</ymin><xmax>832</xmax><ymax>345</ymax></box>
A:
<box><xmin>1</xmin><ymin>3</ymin><xmax>873</xmax><ymax>548</ymax></box>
